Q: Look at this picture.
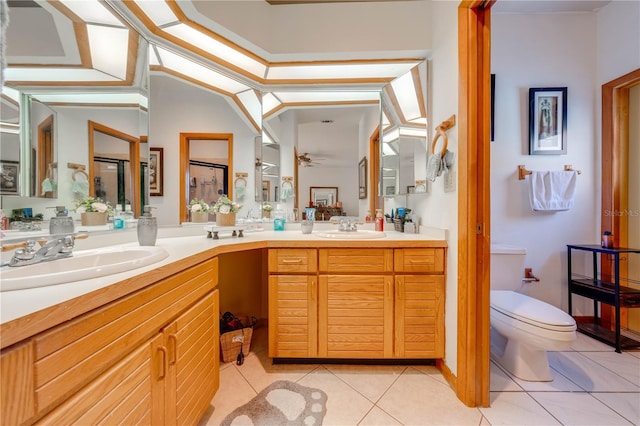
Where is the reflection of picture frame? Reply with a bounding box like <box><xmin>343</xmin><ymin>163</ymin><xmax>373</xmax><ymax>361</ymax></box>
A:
<box><xmin>529</xmin><ymin>87</ymin><xmax>567</xmax><ymax>155</ymax></box>
<box><xmin>310</xmin><ymin>186</ymin><xmax>338</xmax><ymax>207</ymax></box>
<box><xmin>316</xmin><ymin>199</ymin><xmax>328</xmax><ymax>207</ymax></box>
<box><xmin>386</xmin><ymin>186</ymin><xmax>395</xmax><ymax>195</ymax></box>
<box><xmin>149</xmin><ymin>147</ymin><xmax>164</xmax><ymax>196</ymax></box>
<box><xmin>407</xmin><ymin>185</ymin><xmax>415</xmax><ymax>194</ymax></box>
<box><xmin>358</xmin><ymin>156</ymin><xmax>367</xmax><ymax>199</ymax></box>
<box><xmin>0</xmin><ymin>161</ymin><xmax>20</xmax><ymax>195</ymax></box>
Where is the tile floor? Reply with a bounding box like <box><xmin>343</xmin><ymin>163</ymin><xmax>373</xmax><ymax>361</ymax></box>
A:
<box><xmin>199</xmin><ymin>326</ymin><xmax>640</xmax><ymax>425</ymax></box>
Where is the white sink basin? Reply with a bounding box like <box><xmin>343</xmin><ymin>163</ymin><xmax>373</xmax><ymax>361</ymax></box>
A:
<box><xmin>315</xmin><ymin>230</ymin><xmax>386</xmax><ymax>239</ymax></box>
<box><xmin>1</xmin><ymin>246</ymin><xmax>169</xmax><ymax>292</ymax></box>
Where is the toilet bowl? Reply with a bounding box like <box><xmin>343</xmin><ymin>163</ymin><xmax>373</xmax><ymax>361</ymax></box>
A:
<box><xmin>490</xmin><ymin>290</ymin><xmax>576</xmax><ymax>381</ymax></box>
<box><xmin>490</xmin><ymin>244</ymin><xmax>577</xmax><ymax>382</ymax></box>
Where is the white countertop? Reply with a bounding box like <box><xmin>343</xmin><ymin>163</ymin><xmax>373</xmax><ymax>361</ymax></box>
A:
<box><xmin>0</xmin><ymin>223</ymin><xmax>446</xmax><ymax>326</ymax></box>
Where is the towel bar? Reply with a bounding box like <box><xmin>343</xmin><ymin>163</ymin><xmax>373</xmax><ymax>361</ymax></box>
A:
<box><xmin>518</xmin><ymin>164</ymin><xmax>581</xmax><ymax>180</ymax></box>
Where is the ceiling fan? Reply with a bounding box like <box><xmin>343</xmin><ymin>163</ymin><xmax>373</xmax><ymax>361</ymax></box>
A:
<box><xmin>297</xmin><ymin>153</ymin><xmax>323</xmax><ymax>167</ymax></box>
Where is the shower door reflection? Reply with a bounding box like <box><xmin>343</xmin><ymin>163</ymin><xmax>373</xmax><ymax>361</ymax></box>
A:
<box><xmin>188</xmin><ymin>160</ymin><xmax>228</xmax><ymax>220</ymax></box>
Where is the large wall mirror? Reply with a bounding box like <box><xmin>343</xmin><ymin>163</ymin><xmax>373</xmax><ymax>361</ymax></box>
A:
<box><xmin>380</xmin><ymin>61</ymin><xmax>429</xmax><ymax>196</ymax></box>
<box><xmin>1</xmin><ymin>0</ymin><xmax>149</xmax><ymax>219</ymax></box>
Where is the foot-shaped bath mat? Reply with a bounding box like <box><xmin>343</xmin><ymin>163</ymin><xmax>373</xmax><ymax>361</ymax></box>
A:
<box><xmin>221</xmin><ymin>380</ymin><xmax>328</xmax><ymax>426</ymax></box>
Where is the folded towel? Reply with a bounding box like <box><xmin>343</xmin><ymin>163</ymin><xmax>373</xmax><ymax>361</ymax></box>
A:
<box><xmin>280</xmin><ymin>186</ymin><xmax>294</xmax><ymax>201</ymax></box>
<box><xmin>71</xmin><ymin>180</ymin><xmax>89</xmax><ymax>196</ymax></box>
<box><xmin>41</xmin><ymin>178</ymin><xmax>56</xmax><ymax>194</ymax></box>
<box><xmin>528</xmin><ymin>171</ymin><xmax>577</xmax><ymax>211</ymax></box>
<box><xmin>426</xmin><ymin>153</ymin><xmax>443</xmax><ymax>182</ymax></box>
<box><xmin>235</xmin><ymin>186</ymin><xmax>246</xmax><ymax>200</ymax></box>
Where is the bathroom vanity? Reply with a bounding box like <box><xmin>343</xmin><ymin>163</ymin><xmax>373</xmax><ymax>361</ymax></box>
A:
<box><xmin>0</xmin><ymin>229</ymin><xmax>446</xmax><ymax>425</ymax></box>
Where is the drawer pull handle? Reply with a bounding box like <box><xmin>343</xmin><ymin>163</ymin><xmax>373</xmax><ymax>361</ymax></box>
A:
<box><xmin>168</xmin><ymin>334</ymin><xmax>178</xmax><ymax>364</ymax></box>
<box><xmin>157</xmin><ymin>346</ymin><xmax>168</xmax><ymax>379</ymax></box>
<box><xmin>282</xmin><ymin>259</ymin><xmax>303</xmax><ymax>264</ymax></box>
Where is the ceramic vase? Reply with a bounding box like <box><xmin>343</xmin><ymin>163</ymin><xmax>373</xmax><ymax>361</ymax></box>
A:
<box><xmin>191</xmin><ymin>211</ymin><xmax>209</xmax><ymax>223</ymax></box>
<box><xmin>81</xmin><ymin>211</ymin><xmax>107</xmax><ymax>226</ymax></box>
<box><xmin>216</xmin><ymin>212</ymin><xmax>236</xmax><ymax>227</ymax></box>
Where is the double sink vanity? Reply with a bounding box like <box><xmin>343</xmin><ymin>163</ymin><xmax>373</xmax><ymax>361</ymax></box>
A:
<box><xmin>0</xmin><ymin>224</ymin><xmax>446</xmax><ymax>425</ymax></box>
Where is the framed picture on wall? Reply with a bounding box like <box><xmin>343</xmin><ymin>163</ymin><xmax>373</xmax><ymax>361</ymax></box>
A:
<box><xmin>529</xmin><ymin>87</ymin><xmax>567</xmax><ymax>155</ymax></box>
<box><xmin>0</xmin><ymin>161</ymin><xmax>20</xmax><ymax>195</ymax></box>
<box><xmin>358</xmin><ymin>156</ymin><xmax>367</xmax><ymax>199</ymax></box>
<box><xmin>149</xmin><ymin>147</ymin><xmax>164</xmax><ymax>196</ymax></box>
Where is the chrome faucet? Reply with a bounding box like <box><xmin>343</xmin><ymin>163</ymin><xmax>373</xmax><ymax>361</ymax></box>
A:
<box><xmin>338</xmin><ymin>218</ymin><xmax>358</xmax><ymax>232</ymax></box>
<box><xmin>6</xmin><ymin>235</ymin><xmax>76</xmax><ymax>267</ymax></box>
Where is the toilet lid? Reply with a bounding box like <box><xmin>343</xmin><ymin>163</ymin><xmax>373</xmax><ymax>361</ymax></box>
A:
<box><xmin>490</xmin><ymin>290</ymin><xmax>576</xmax><ymax>331</ymax></box>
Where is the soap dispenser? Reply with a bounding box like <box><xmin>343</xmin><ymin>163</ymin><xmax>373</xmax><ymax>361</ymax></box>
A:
<box><xmin>49</xmin><ymin>206</ymin><xmax>75</xmax><ymax>235</ymax></box>
<box><xmin>137</xmin><ymin>205</ymin><xmax>157</xmax><ymax>246</ymax></box>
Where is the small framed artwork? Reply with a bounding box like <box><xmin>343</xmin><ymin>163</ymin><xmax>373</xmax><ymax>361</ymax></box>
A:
<box><xmin>0</xmin><ymin>161</ymin><xmax>20</xmax><ymax>195</ymax></box>
<box><xmin>529</xmin><ymin>87</ymin><xmax>567</xmax><ymax>155</ymax></box>
<box><xmin>149</xmin><ymin>147</ymin><xmax>164</xmax><ymax>196</ymax></box>
<box><xmin>358</xmin><ymin>156</ymin><xmax>367</xmax><ymax>199</ymax></box>
<box><xmin>407</xmin><ymin>185</ymin><xmax>415</xmax><ymax>194</ymax></box>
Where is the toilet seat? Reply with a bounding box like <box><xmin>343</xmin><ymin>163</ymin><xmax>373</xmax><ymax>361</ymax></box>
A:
<box><xmin>490</xmin><ymin>290</ymin><xmax>576</xmax><ymax>332</ymax></box>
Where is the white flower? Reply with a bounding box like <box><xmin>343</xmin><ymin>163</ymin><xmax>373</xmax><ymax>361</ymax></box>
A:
<box><xmin>76</xmin><ymin>206</ymin><xmax>87</xmax><ymax>214</ymax></box>
<box><xmin>219</xmin><ymin>204</ymin><xmax>231</xmax><ymax>214</ymax></box>
<box><xmin>191</xmin><ymin>204</ymin><xmax>202</xmax><ymax>212</ymax></box>
<box><xmin>91</xmin><ymin>202</ymin><xmax>108</xmax><ymax>213</ymax></box>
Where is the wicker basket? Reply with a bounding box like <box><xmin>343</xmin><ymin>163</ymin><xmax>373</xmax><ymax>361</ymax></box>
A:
<box><xmin>220</xmin><ymin>315</ymin><xmax>255</xmax><ymax>363</ymax></box>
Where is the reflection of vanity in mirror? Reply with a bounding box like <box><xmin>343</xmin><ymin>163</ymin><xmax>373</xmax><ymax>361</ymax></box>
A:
<box><xmin>2</xmin><ymin>1</ymin><xmax>429</xmax><ymax>228</ymax></box>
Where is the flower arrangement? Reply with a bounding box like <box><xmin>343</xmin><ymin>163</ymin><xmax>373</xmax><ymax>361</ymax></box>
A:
<box><xmin>74</xmin><ymin>196</ymin><xmax>113</xmax><ymax>215</ymax></box>
<box><xmin>262</xmin><ymin>202</ymin><xmax>273</xmax><ymax>212</ymax></box>
<box><xmin>189</xmin><ymin>198</ymin><xmax>210</xmax><ymax>213</ymax></box>
<box><xmin>211</xmin><ymin>195</ymin><xmax>241</xmax><ymax>214</ymax></box>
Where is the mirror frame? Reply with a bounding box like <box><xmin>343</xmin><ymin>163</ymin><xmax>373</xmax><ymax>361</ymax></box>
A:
<box><xmin>88</xmin><ymin>120</ymin><xmax>141</xmax><ymax>215</ymax></box>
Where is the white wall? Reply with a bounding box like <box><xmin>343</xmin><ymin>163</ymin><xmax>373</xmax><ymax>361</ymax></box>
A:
<box><xmin>491</xmin><ymin>12</ymin><xmax>600</xmax><ymax>314</ymax></box>
<box><xmin>149</xmin><ymin>75</ymin><xmax>259</xmax><ymax>226</ymax></box>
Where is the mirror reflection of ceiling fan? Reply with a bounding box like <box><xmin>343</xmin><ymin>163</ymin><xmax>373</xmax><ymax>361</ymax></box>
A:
<box><xmin>297</xmin><ymin>153</ymin><xmax>324</xmax><ymax>167</ymax></box>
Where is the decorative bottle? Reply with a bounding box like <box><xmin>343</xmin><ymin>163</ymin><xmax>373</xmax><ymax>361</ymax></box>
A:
<box><xmin>49</xmin><ymin>206</ymin><xmax>75</xmax><ymax>235</ymax></box>
<box><xmin>375</xmin><ymin>209</ymin><xmax>384</xmax><ymax>232</ymax></box>
<box><xmin>137</xmin><ymin>206</ymin><xmax>157</xmax><ymax>246</ymax></box>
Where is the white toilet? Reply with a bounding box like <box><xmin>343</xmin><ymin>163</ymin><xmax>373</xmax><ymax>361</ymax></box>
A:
<box><xmin>490</xmin><ymin>244</ymin><xmax>577</xmax><ymax>381</ymax></box>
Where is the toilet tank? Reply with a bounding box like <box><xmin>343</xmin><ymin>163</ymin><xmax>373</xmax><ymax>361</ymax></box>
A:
<box><xmin>491</xmin><ymin>244</ymin><xmax>526</xmax><ymax>290</ymax></box>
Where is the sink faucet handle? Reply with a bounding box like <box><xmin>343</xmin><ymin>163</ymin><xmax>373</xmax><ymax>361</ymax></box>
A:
<box><xmin>13</xmin><ymin>240</ymin><xmax>37</xmax><ymax>260</ymax></box>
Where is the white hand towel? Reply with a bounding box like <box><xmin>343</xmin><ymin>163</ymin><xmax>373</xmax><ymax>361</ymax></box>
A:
<box><xmin>528</xmin><ymin>170</ymin><xmax>577</xmax><ymax>211</ymax></box>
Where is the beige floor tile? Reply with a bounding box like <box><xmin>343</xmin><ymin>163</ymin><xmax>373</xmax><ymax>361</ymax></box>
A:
<box><xmin>580</xmin><ymin>350</ymin><xmax>640</xmax><ymax>386</ymax></box>
<box><xmin>376</xmin><ymin>367</ymin><xmax>482</xmax><ymax>425</ymax></box>
<box><xmin>570</xmin><ymin>333</ymin><xmax>615</xmax><ymax>351</ymax></box>
<box><xmin>482</xmin><ymin>392</ymin><xmax>561</xmax><ymax>425</ymax></box>
<box><xmin>549</xmin><ymin>352</ymin><xmax>640</xmax><ymax>392</ymax></box>
<box><xmin>324</xmin><ymin>364</ymin><xmax>407</xmax><ymax>402</ymax></box>
<box><xmin>412</xmin><ymin>364</ymin><xmax>449</xmax><ymax>385</ymax></box>
<box><xmin>203</xmin><ymin>365</ymin><xmax>257</xmax><ymax>425</ymax></box>
<box><xmin>591</xmin><ymin>392</ymin><xmax>640</xmax><ymax>425</ymax></box>
<box><xmin>529</xmin><ymin>392</ymin><xmax>632</xmax><ymax>425</ymax></box>
<box><xmin>490</xmin><ymin>361</ymin><xmax>522</xmax><ymax>392</ymax></box>
<box><xmin>298</xmin><ymin>366</ymin><xmax>375</xmax><ymax>426</ymax></box>
<box><xmin>358</xmin><ymin>406</ymin><xmax>403</xmax><ymax>425</ymax></box>
<box><xmin>236</xmin><ymin>349</ymin><xmax>320</xmax><ymax>393</ymax></box>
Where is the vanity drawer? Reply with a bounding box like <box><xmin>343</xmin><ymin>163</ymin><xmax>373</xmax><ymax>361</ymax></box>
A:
<box><xmin>394</xmin><ymin>248</ymin><xmax>445</xmax><ymax>274</ymax></box>
<box><xmin>319</xmin><ymin>249</ymin><xmax>393</xmax><ymax>273</ymax></box>
<box><xmin>269</xmin><ymin>249</ymin><xmax>318</xmax><ymax>273</ymax></box>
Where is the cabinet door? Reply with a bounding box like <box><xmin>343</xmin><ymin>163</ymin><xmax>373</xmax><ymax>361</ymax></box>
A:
<box><xmin>37</xmin><ymin>334</ymin><xmax>163</xmax><ymax>425</ymax></box>
<box><xmin>269</xmin><ymin>275</ymin><xmax>318</xmax><ymax>358</ymax></box>
<box><xmin>164</xmin><ymin>290</ymin><xmax>219</xmax><ymax>426</ymax></box>
<box><xmin>318</xmin><ymin>275</ymin><xmax>394</xmax><ymax>358</ymax></box>
<box><xmin>394</xmin><ymin>275</ymin><xmax>444</xmax><ymax>358</ymax></box>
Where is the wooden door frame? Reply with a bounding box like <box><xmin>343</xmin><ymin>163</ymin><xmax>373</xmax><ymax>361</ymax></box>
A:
<box><xmin>601</xmin><ymin>68</ymin><xmax>640</xmax><ymax>328</ymax></box>
<box><xmin>179</xmin><ymin>133</ymin><xmax>233</xmax><ymax>223</ymax></box>
<box><xmin>455</xmin><ymin>0</ymin><xmax>493</xmax><ymax>408</ymax></box>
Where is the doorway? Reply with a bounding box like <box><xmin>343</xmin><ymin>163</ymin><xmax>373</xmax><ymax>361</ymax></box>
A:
<box><xmin>179</xmin><ymin>133</ymin><xmax>233</xmax><ymax>223</ymax></box>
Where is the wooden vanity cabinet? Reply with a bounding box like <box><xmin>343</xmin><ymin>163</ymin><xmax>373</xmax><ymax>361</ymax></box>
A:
<box><xmin>394</xmin><ymin>248</ymin><xmax>445</xmax><ymax>358</ymax></box>
<box><xmin>1</xmin><ymin>258</ymin><xmax>220</xmax><ymax>426</ymax></box>
<box><xmin>268</xmin><ymin>246</ymin><xmax>446</xmax><ymax>360</ymax></box>
<box><xmin>268</xmin><ymin>249</ymin><xmax>318</xmax><ymax>358</ymax></box>
<box><xmin>318</xmin><ymin>249</ymin><xmax>394</xmax><ymax>358</ymax></box>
